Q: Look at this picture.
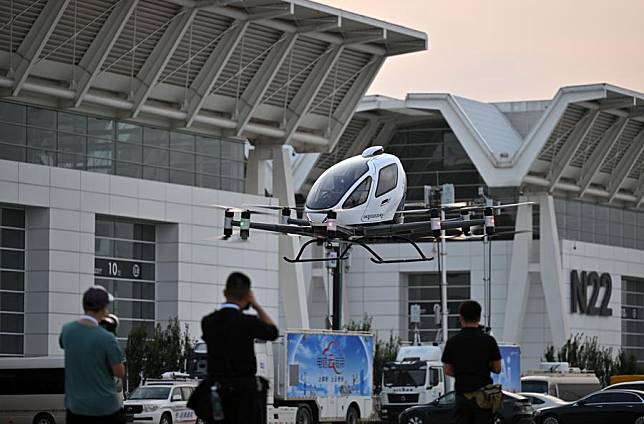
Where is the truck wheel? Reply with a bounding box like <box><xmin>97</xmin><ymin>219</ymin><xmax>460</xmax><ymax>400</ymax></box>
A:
<box><xmin>345</xmin><ymin>405</ymin><xmax>359</xmax><ymax>424</ymax></box>
<box><xmin>296</xmin><ymin>404</ymin><xmax>312</xmax><ymax>424</ymax></box>
<box><xmin>635</xmin><ymin>417</ymin><xmax>644</xmax><ymax>424</ymax></box>
<box><xmin>33</xmin><ymin>413</ymin><xmax>55</xmax><ymax>424</ymax></box>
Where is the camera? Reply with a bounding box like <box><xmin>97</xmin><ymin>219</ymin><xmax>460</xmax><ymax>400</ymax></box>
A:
<box><xmin>100</xmin><ymin>313</ymin><xmax>120</xmax><ymax>335</ymax></box>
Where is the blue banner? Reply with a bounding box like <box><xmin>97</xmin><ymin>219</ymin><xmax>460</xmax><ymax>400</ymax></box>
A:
<box><xmin>286</xmin><ymin>332</ymin><xmax>374</xmax><ymax>398</ymax></box>
<box><xmin>492</xmin><ymin>345</ymin><xmax>521</xmax><ymax>393</ymax></box>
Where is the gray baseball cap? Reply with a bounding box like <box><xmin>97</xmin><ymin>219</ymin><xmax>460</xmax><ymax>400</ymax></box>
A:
<box><xmin>82</xmin><ymin>285</ymin><xmax>114</xmax><ymax>310</ymax></box>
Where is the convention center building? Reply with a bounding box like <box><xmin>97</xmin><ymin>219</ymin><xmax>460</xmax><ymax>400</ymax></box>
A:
<box><xmin>0</xmin><ymin>0</ymin><xmax>426</xmax><ymax>356</ymax></box>
<box><xmin>300</xmin><ymin>84</ymin><xmax>644</xmax><ymax>369</ymax></box>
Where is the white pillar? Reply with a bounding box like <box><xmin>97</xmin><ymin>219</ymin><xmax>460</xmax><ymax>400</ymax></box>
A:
<box><xmin>502</xmin><ymin>198</ymin><xmax>533</xmax><ymax>342</ymax></box>
<box><xmin>271</xmin><ymin>146</ymin><xmax>310</xmax><ymax>329</ymax></box>
<box><xmin>245</xmin><ymin>146</ymin><xmax>269</xmax><ymax>195</ymax></box>
<box><xmin>538</xmin><ymin>194</ymin><xmax>570</xmax><ymax>347</ymax></box>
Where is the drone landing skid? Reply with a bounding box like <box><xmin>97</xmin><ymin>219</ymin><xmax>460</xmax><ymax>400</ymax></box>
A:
<box><xmin>283</xmin><ymin>239</ymin><xmax>351</xmax><ymax>263</ymax></box>
<box><xmin>283</xmin><ymin>236</ymin><xmax>434</xmax><ymax>265</ymax></box>
<box><xmin>353</xmin><ymin>236</ymin><xmax>434</xmax><ymax>264</ymax></box>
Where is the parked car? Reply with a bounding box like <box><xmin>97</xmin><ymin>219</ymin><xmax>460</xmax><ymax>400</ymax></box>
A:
<box><xmin>534</xmin><ymin>389</ymin><xmax>644</xmax><ymax>424</ymax></box>
<box><xmin>602</xmin><ymin>381</ymin><xmax>644</xmax><ymax>392</ymax></box>
<box><xmin>518</xmin><ymin>392</ymin><xmax>568</xmax><ymax>411</ymax></box>
<box><xmin>398</xmin><ymin>390</ymin><xmax>534</xmax><ymax>424</ymax></box>
<box><xmin>124</xmin><ymin>378</ymin><xmax>198</xmax><ymax>424</ymax></box>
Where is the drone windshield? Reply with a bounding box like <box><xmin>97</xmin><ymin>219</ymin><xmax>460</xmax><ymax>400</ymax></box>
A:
<box><xmin>306</xmin><ymin>156</ymin><xmax>370</xmax><ymax>210</ymax></box>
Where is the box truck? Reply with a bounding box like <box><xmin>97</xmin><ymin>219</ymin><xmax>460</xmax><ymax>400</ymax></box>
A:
<box><xmin>189</xmin><ymin>329</ymin><xmax>375</xmax><ymax>424</ymax></box>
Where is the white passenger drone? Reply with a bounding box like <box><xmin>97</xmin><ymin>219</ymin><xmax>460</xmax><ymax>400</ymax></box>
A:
<box><xmin>214</xmin><ymin>146</ymin><xmax>531</xmax><ymax>264</ymax></box>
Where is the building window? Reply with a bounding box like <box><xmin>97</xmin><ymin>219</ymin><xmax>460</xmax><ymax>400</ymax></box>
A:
<box><xmin>94</xmin><ymin>217</ymin><xmax>156</xmax><ymax>339</ymax></box>
<box><xmin>0</xmin><ymin>100</ymin><xmax>246</xmax><ymax>192</ymax></box>
<box><xmin>0</xmin><ymin>208</ymin><xmax>25</xmax><ymax>356</ymax></box>
<box><xmin>407</xmin><ymin>272</ymin><xmax>470</xmax><ymax>343</ymax></box>
<box><xmin>622</xmin><ymin>277</ymin><xmax>644</xmax><ymax>367</ymax></box>
<box><xmin>555</xmin><ymin>198</ymin><xmax>644</xmax><ymax>250</ymax></box>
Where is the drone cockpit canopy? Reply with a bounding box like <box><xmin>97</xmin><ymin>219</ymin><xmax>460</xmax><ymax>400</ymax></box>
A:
<box><xmin>305</xmin><ymin>146</ymin><xmax>406</xmax><ymax>226</ymax></box>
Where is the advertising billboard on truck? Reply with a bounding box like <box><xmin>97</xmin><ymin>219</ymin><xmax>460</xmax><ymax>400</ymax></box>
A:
<box><xmin>285</xmin><ymin>332</ymin><xmax>374</xmax><ymax>399</ymax></box>
<box><xmin>492</xmin><ymin>344</ymin><xmax>521</xmax><ymax>393</ymax></box>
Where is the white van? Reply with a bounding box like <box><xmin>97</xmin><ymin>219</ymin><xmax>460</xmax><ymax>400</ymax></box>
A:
<box><xmin>0</xmin><ymin>356</ymin><xmax>65</xmax><ymax>424</ymax></box>
<box><xmin>521</xmin><ymin>372</ymin><xmax>601</xmax><ymax>401</ymax></box>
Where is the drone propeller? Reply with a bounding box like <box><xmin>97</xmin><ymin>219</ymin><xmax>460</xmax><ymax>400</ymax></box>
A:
<box><xmin>244</xmin><ymin>204</ymin><xmax>306</xmax><ymax>211</ymax></box>
<box><xmin>455</xmin><ymin>201</ymin><xmax>535</xmax><ymax>212</ymax></box>
<box><xmin>206</xmin><ymin>204</ymin><xmax>272</xmax><ymax>215</ymax></box>
<box><xmin>451</xmin><ymin>229</ymin><xmax>532</xmax><ymax>241</ymax></box>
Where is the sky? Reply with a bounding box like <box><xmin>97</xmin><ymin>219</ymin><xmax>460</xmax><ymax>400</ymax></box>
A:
<box><xmin>318</xmin><ymin>0</ymin><xmax>644</xmax><ymax>102</ymax></box>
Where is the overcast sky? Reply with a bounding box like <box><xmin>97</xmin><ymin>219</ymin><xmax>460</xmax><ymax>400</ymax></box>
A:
<box><xmin>319</xmin><ymin>0</ymin><xmax>644</xmax><ymax>102</ymax></box>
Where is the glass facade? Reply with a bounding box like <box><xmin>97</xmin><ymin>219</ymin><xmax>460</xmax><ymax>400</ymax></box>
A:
<box><xmin>0</xmin><ymin>208</ymin><xmax>25</xmax><ymax>356</ymax></box>
<box><xmin>622</xmin><ymin>277</ymin><xmax>644</xmax><ymax>366</ymax></box>
<box><xmin>554</xmin><ymin>198</ymin><xmax>644</xmax><ymax>250</ymax></box>
<box><xmin>0</xmin><ymin>101</ymin><xmax>246</xmax><ymax>192</ymax></box>
<box><xmin>388</xmin><ymin>125</ymin><xmax>483</xmax><ymax>202</ymax></box>
<box><xmin>94</xmin><ymin>217</ymin><xmax>156</xmax><ymax>339</ymax></box>
<box><xmin>407</xmin><ymin>272</ymin><xmax>470</xmax><ymax>342</ymax></box>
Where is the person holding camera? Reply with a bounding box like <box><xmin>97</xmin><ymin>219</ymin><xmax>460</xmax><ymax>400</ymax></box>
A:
<box><xmin>60</xmin><ymin>285</ymin><xmax>126</xmax><ymax>424</ymax></box>
<box><xmin>442</xmin><ymin>300</ymin><xmax>502</xmax><ymax>424</ymax></box>
<box><xmin>200</xmin><ymin>272</ymin><xmax>279</xmax><ymax>423</ymax></box>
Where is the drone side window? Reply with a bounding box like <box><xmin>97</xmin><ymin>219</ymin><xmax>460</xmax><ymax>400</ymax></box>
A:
<box><xmin>376</xmin><ymin>163</ymin><xmax>398</xmax><ymax>197</ymax></box>
<box><xmin>342</xmin><ymin>177</ymin><xmax>372</xmax><ymax>209</ymax></box>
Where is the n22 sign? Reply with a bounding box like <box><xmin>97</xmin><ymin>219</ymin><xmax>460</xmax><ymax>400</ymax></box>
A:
<box><xmin>571</xmin><ymin>270</ymin><xmax>613</xmax><ymax>317</ymax></box>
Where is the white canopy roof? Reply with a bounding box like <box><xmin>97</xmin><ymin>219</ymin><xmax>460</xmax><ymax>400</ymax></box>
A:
<box><xmin>0</xmin><ymin>0</ymin><xmax>426</xmax><ymax>152</ymax></box>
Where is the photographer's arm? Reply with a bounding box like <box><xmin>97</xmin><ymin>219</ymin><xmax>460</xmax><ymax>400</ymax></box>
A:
<box><xmin>112</xmin><ymin>363</ymin><xmax>126</xmax><ymax>379</ymax></box>
<box><xmin>248</xmin><ymin>290</ymin><xmax>276</xmax><ymax>327</ymax></box>
<box><xmin>490</xmin><ymin>360</ymin><xmax>502</xmax><ymax>374</ymax></box>
<box><xmin>443</xmin><ymin>363</ymin><xmax>455</xmax><ymax>377</ymax></box>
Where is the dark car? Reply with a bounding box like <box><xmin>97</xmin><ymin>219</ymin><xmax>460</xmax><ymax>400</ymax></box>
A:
<box><xmin>602</xmin><ymin>381</ymin><xmax>644</xmax><ymax>392</ymax></box>
<box><xmin>534</xmin><ymin>389</ymin><xmax>644</xmax><ymax>424</ymax></box>
<box><xmin>398</xmin><ymin>390</ymin><xmax>534</xmax><ymax>424</ymax></box>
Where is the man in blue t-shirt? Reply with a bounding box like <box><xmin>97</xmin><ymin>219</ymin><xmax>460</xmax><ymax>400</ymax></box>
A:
<box><xmin>60</xmin><ymin>285</ymin><xmax>126</xmax><ymax>424</ymax></box>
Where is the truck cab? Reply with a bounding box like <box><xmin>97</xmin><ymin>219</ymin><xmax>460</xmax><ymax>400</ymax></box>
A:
<box><xmin>379</xmin><ymin>345</ymin><xmax>445</xmax><ymax>423</ymax></box>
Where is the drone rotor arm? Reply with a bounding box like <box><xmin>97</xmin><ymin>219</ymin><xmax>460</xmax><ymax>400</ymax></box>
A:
<box><xmin>230</xmin><ymin>220</ymin><xmax>315</xmax><ymax>237</ymax></box>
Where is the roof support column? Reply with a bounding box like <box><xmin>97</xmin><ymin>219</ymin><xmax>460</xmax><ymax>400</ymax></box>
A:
<box><xmin>131</xmin><ymin>8</ymin><xmax>198</xmax><ymax>118</ymax></box>
<box><xmin>607</xmin><ymin>129</ymin><xmax>644</xmax><ymax>202</ymax></box>
<box><xmin>74</xmin><ymin>0</ymin><xmax>140</xmax><ymax>107</ymax></box>
<box><xmin>502</xmin><ymin>198</ymin><xmax>533</xmax><ymax>343</ymax></box>
<box><xmin>272</xmin><ymin>145</ymin><xmax>309</xmax><ymax>329</ymax></box>
<box><xmin>635</xmin><ymin>173</ymin><xmax>644</xmax><ymax>208</ymax></box>
<box><xmin>538</xmin><ymin>194</ymin><xmax>569</xmax><ymax>348</ymax></box>
<box><xmin>184</xmin><ymin>21</ymin><xmax>249</xmax><ymax>127</ymax></box>
<box><xmin>234</xmin><ymin>33</ymin><xmax>299</xmax><ymax>136</ymax></box>
<box><xmin>11</xmin><ymin>0</ymin><xmax>71</xmax><ymax>96</ymax></box>
<box><xmin>245</xmin><ymin>144</ymin><xmax>272</xmax><ymax>195</ymax></box>
<box><xmin>547</xmin><ymin>109</ymin><xmax>600</xmax><ymax>192</ymax></box>
<box><xmin>282</xmin><ymin>45</ymin><xmax>344</xmax><ymax>144</ymax></box>
<box><xmin>577</xmin><ymin>117</ymin><xmax>629</xmax><ymax>196</ymax></box>
<box><xmin>326</xmin><ymin>55</ymin><xmax>385</xmax><ymax>150</ymax></box>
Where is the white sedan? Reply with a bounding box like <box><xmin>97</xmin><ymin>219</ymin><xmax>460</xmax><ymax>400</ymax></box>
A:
<box><xmin>518</xmin><ymin>392</ymin><xmax>568</xmax><ymax>411</ymax></box>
